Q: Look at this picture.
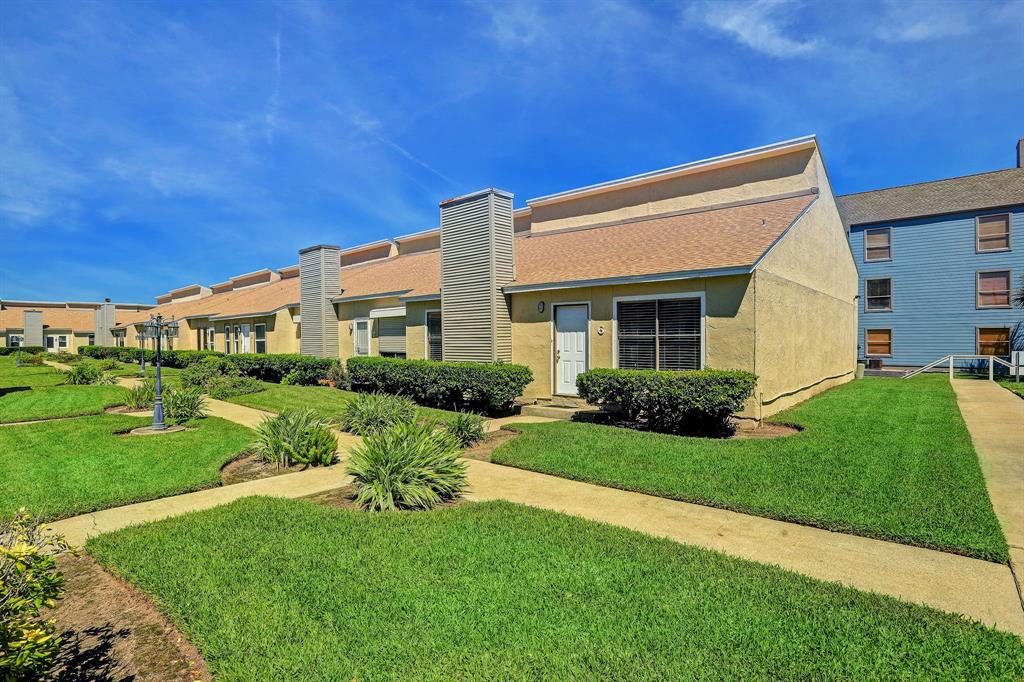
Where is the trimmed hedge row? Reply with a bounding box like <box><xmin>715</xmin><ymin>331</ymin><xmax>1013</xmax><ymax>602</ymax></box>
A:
<box><xmin>79</xmin><ymin>346</ymin><xmax>334</xmax><ymax>384</ymax></box>
<box><xmin>577</xmin><ymin>367</ymin><xmax>757</xmax><ymax>436</ymax></box>
<box><xmin>0</xmin><ymin>346</ymin><xmax>44</xmax><ymax>356</ymax></box>
<box><xmin>347</xmin><ymin>356</ymin><xmax>533</xmax><ymax>415</ymax></box>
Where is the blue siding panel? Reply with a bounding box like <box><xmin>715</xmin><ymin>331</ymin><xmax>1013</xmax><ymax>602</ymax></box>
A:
<box><xmin>850</xmin><ymin>206</ymin><xmax>1024</xmax><ymax>367</ymax></box>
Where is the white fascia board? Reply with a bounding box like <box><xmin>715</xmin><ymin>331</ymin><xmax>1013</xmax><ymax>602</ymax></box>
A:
<box><xmin>399</xmin><ymin>293</ymin><xmax>441</xmax><ymax>302</ymax></box>
<box><xmin>503</xmin><ymin>266</ymin><xmax>753</xmax><ymax>294</ymax></box>
<box><xmin>369</xmin><ymin>306</ymin><xmax>407</xmax><ymax>319</ymax></box>
<box><xmin>331</xmin><ymin>290</ymin><xmax>411</xmax><ymax>303</ymax></box>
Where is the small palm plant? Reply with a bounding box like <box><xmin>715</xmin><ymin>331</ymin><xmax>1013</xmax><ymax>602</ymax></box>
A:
<box><xmin>163</xmin><ymin>387</ymin><xmax>207</xmax><ymax>424</ymax></box>
<box><xmin>346</xmin><ymin>421</ymin><xmax>467</xmax><ymax>512</ymax></box>
<box><xmin>443</xmin><ymin>412</ymin><xmax>485</xmax><ymax>447</ymax></box>
<box><xmin>124</xmin><ymin>380</ymin><xmax>156</xmax><ymax>409</ymax></box>
<box><xmin>338</xmin><ymin>392</ymin><xmax>417</xmax><ymax>436</ymax></box>
<box><xmin>252</xmin><ymin>409</ymin><xmax>338</xmax><ymax>467</ymax></box>
<box><xmin>61</xmin><ymin>363</ymin><xmax>116</xmax><ymax>385</ymax></box>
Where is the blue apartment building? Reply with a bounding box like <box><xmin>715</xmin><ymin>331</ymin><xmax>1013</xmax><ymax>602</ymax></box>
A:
<box><xmin>838</xmin><ymin>142</ymin><xmax>1024</xmax><ymax>368</ymax></box>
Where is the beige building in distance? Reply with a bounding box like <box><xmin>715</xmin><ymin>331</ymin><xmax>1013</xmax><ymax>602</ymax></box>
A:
<box><xmin>1</xmin><ymin>299</ymin><xmax>153</xmax><ymax>352</ymax></box>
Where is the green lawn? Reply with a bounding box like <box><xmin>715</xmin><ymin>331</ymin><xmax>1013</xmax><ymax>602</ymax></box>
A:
<box><xmin>493</xmin><ymin>375</ymin><xmax>1007</xmax><ymax>562</ymax></box>
<box><xmin>88</xmin><ymin>498</ymin><xmax>1024</xmax><ymax>681</ymax></box>
<box><xmin>0</xmin><ymin>356</ymin><xmax>128</xmax><ymax>423</ymax></box>
<box><xmin>227</xmin><ymin>381</ymin><xmax>458</xmax><ymax>422</ymax></box>
<box><xmin>0</xmin><ymin>414</ymin><xmax>253</xmax><ymax>521</ymax></box>
<box><xmin>998</xmin><ymin>380</ymin><xmax>1024</xmax><ymax>399</ymax></box>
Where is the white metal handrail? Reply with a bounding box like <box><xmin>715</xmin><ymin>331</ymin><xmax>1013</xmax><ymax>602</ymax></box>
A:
<box><xmin>902</xmin><ymin>354</ymin><xmax>1018</xmax><ymax>381</ymax></box>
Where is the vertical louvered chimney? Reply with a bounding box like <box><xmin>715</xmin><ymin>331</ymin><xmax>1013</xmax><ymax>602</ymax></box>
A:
<box><xmin>440</xmin><ymin>188</ymin><xmax>514</xmax><ymax>363</ymax></box>
<box><xmin>94</xmin><ymin>301</ymin><xmax>115</xmax><ymax>346</ymax></box>
<box><xmin>1017</xmin><ymin>138</ymin><xmax>1023</xmax><ymax>168</ymax></box>
<box><xmin>23</xmin><ymin>310</ymin><xmax>43</xmax><ymax>347</ymax></box>
<box><xmin>299</xmin><ymin>244</ymin><xmax>341</xmax><ymax>357</ymax></box>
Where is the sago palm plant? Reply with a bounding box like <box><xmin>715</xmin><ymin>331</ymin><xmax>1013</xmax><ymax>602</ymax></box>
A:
<box><xmin>346</xmin><ymin>421</ymin><xmax>467</xmax><ymax>512</ymax></box>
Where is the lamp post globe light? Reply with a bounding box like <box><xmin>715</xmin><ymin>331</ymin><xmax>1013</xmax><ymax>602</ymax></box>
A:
<box><xmin>141</xmin><ymin>314</ymin><xmax>179</xmax><ymax>431</ymax></box>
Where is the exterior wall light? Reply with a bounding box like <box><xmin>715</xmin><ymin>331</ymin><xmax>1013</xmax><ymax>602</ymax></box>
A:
<box><xmin>537</xmin><ymin>301</ymin><xmax>545</xmax><ymax>314</ymax></box>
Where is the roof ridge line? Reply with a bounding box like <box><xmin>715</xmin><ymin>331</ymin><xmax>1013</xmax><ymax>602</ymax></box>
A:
<box><xmin>838</xmin><ymin>167</ymin><xmax>1021</xmax><ymax>198</ymax></box>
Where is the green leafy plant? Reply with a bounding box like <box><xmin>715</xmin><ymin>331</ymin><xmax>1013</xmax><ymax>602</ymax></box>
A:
<box><xmin>163</xmin><ymin>387</ymin><xmax>207</xmax><ymax>424</ymax></box>
<box><xmin>0</xmin><ymin>346</ymin><xmax>44</xmax><ymax>356</ymax></box>
<box><xmin>576</xmin><ymin>368</ymin><xmax>757</xmax><ymax>436</ymax></box>
<box><xmin>347</xmin><ymin>421</ymin><xmax>467</xmax><ymax>511</ymax></box>
<box><xmin>61</xmin><ymin>363</ymin><xmax>117</xmax><ymax>386</ymax></box>
<box><xmin>347</xmin><ymin>356</ymin><xmax>533</xmax><ymax>415</ymax></box>
<box><xmin>0</xmin><ymin>509</ymin><xmax>73</xmax><ymax>680</ymax></box>
<box><xmin>280</xmin><ymin>363</ymin><xmax>328</xmax><ymax>386</ymax></box>
<box><xmin>22</xmin><ymin>355</ymin><xmax>45</xmax><ymax>367</ymax></box>
<box><xmin>443</xmin><ymin>412</ymin><xmax>485</xmax><ymax>447</ymax></box>
<box><xmin>180</xmin><ymin>356</ymin><xmax>234</xmax><ymax>390</ymax></box>
<box><xmin>338</xmin><ymin>392</ymin><xmax>416</xmax><ymax>436</ymax></box>
<box><xmin>326</xmin><ymin>361</ymin><xmax>349</xmax><ymax>389</ymax></box>
<box><xmin>124</xmin><ymin>380</ymin><xmax>156</xmax><ymax>409</ymax></box>
<box><xmin>252</xmin><ymin>409</ymin><xmax>338</xmax><ymax>467</ymax></box>
<box><xmin>94</xmin><ymin>359</ymin><xmax>120</xmax><ymax>371</ymax></box>
<box><xmin>44</xmin><ymin>352</ymin><xmax>80</xmax><ymax>364</ymax></box>
<box><xmin>207</xmin><ymin>375</ymin><xmax>262</xmax><ymax>400</ymax></box>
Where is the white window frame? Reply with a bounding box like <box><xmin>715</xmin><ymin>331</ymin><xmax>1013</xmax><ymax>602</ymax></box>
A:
<box><xmin>864</xmin><ymin>277</ymin><xmax>893</xmax><ymax>312</ymax></box>
<box><xmin>254</xmin><ymin>323</ymin><xmax>267</xmax><ymax>354</ymax></box>
<box><xmin>224</xmin><ymin>325</ymin><xmax>232</xmax><ymax>353</ymax></box>
<box><xmin>611</xmin><ymin>292</ymin><xmax>705</xmax><ymax>370</ymax></box>
<box><xmin>353</xmin><ymin>318</ymin><xmax>370</xmax><ymax>356</ymax></box>
<box><xmin>976</xmin><ymin>213</ymin><xmax>1012</xmax><ymax>253</ymax></box>
<box><xmin>424</xmin><ymin>308</ymin><xmax>442</xmax><ymax>361</ymax></box>
<box><xmin>8</xmin><ymin>334</ymin><xmax>23</xmax><ymax>347</ymax></box>
<box><xmin>207</xmin><ymin>326</ymin><xmax>215</xmax><ymax>350</ymax></box>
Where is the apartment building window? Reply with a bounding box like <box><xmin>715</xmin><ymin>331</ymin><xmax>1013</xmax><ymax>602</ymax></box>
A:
<box><xmin>8</xmin><ymin>335</ymin><xmax>23</xmax><ymax>347</ymax></box>
<box><xmin>616</xmin><ymin>296</ymin><xmax>702</xmax><ymax>371</ymax></box>
<box><xmin>976</xmin><ymin>214</ymin><xmax>1011</xmax><ymax>252</ymax></box>
<box><xmin>426</xmin><ymin>311</ymin><xmax>442</xmax><ymax>361</ymax></box>
<box><xmin>865</xmin><ymin>329</ymin><xmax>892</xmax><ymax>357</ymax></box>
<box><xmin>254</xmin><ymin>324</ymin><xmax>267</xmax><ymax>354</ymax></box>
<box><xmin>207</xmin><ymin>327</ymin><xmax>215</xmax><ymax>351</ymax></box>
<box><xmin>864</xmin><ymin>227</ymin><xmax>892</xmax><ymax>261</ymax></box>
<box><xmin>233</xmin><ymin>325</ymin><xmax>242</xmax><ymax>354</ymax></box>
<box><xmin>224</xmin><ymin>326</ymin><xmax>232</xmax><ymax>353</ymax></box>
<box><xmin>977</xmin><ymin>270</ymin><xmax>1011</xmax><ymax>308</ymax></box>
<box><xmin>354</xmin><ymin>319</ymin><xmax>369</xmax><ymax>356</ymax></box>
<box><xmin>977</xmin><ymin>328</ymin><xmax>1011</xmax><ymax>356</ymax></box>
<box><xmin>865</xmin><ymin>278</ymin><xmax>893</xmax><ymax>312</ymax></box>
<box><xmin>87</xmin><ymin>334</ymin><xmax>95</xmax><ymax>345</ymax></box>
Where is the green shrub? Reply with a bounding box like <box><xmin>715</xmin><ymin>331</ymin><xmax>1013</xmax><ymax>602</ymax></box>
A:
<box><xmin>61</xmin><ymin>363</ymin><xmax>117</xmax><ymax>386</ymax></box>
<box><xmin>124</xmin><ymin>380</ymin><xmax>156</xmax><ymax>409</ymax></box>
<box><xmin>220</xmin><ymin>354</ymin><xmax>334</xmax><ymax>383</ymax></box>
<box><xmin>338</xmin><ymin>392</ymin><xmax>417</xmax><ymax>436</ymax></box>
<box><xmin>252</xmin><ymin>409</ymin><xmax>338</xmax><ymax>467</ymax></box>
<box><xmin>327</xmin><ymin>360</ymin><xmax>349</xmax><ymax>389</ymax></box>
<box><xmin>347</xmin><ymin>356</ymin><xmax>532</xmax><ymax>415</ymax></box>
<box><xmin>280</xmin><ymin>363</ymin><xmax>328</xmax><ymax>386</ymax></box>
<box><xmin>0</xmin><ymin>509</ymin><xmax>73</xmax><ymax>680</ymax></box>
<box><xmin>163</xmin><ymin>387</ymin><xmax>207</xmax><ymax>424</ymax></box>
<box><xmin>0</xmin><ymin>346</ymin><xmax>44</xmax><ymax>356</ymax></box>
<box><xmin>347</xmin><ymin>421</ymin><xmax>467</xmax><ymax>511</ymax></box>
<box><xmin>180</xmin><ymin>356</ymin><xmax>235</xmax><ymax>390</ymax></box>
<box><xmin>94</xmin><ymin>359</ymin><xmax>120</xmax><ymax>371</ymax></box>
<box><xmin>444</xmin><ymin>412</ymin><xmax>485</xmax><ymax>447</ymax></box>
<box><xmin>43</xmin><ymin>352</ymin><xmax>80</xmax><ymax>363</ymax></box>
<box><xmin>22</xmin><ymin>355</ymin><xmax>45</xmax><ymax>367</ymax></box>
<box><xmin>207</xmin><ymin>375</ymin><xmax>263</xmax><ymax>400</ymax></box>
<box><xmin>576</xmin><ymin>368</ymin><xmax>757</xmax><ymax>436</ymax></box>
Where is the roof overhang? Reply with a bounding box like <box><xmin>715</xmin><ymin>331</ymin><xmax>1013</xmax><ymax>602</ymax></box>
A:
<box><xmin>527</xmin><ymin>135</ymin><xmax>818</xmax><ymax>208</ymax></box>
<box><xmin>502</xmin><ymin>266</ymin><xmax>753</xmax><ymax>294</ymax></box>
<box><xmin>208</xmin><ymin>304</ymin><xmax>297</xmax><ymax>321</ymax></box>
<box><xmin>399</xmin><ymin>293</ymin><xmax>441</xmax><ymax>303</ymax></box>
<box><xmin>332</xmin><ymin>290</ymin><xmax>411</xmax><ymax>303</ymax></box>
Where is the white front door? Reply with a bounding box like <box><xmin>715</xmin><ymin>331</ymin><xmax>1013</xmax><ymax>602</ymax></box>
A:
<box><xmin>555</xmin><ymin>304</ymin><xmax>588</xmax><ymax>395</ymax></box>
<box><xmin>240</xmin><ymin>324</ymin><xmax>251</xmax><ymax>353</ymax></box>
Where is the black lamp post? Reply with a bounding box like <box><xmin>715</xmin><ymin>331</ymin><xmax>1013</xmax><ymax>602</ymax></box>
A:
<box><xmin>141</xmin><ymin>314</ymin><xmax>179</xmax><ymax>431</ymax></box>
<box><xmin>136</xmin><ymin>332</ymin><xmax>146</xmax><ymax>372</ymax></box>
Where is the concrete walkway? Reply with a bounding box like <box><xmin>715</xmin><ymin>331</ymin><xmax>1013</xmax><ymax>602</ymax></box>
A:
<box><xmin>951</xmin><ymin>379</ymin><xmax>1024</xmax><ymax>606</ymax></box>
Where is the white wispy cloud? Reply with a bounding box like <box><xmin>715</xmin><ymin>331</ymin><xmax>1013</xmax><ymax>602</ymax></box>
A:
<box><xmin>265</xmin><ymin>27</ymin><xmax>282</xmax><ymax>143</ymax></box>
<box><xmin>689</xmin><ymin>0</ymin><xmax>819</xmax><ymax>58</ymax></box>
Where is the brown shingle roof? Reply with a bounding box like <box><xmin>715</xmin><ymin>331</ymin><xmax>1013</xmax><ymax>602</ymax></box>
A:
<box><xmin>114</xmin><ymin>278</ymin><xmax>299</xmax><ymax>328</ymax></box>
<box><xmin>837</xmin><ymin>168</ymin><xmax>1024</xmax><ymax>227</ymax></box>
<box><xmin>332</xmin><ymin>191</ymin><xmax>816</xmax><ymax>299</ymax></box>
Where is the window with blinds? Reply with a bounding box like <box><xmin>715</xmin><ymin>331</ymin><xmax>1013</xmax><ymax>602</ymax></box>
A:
<box><xmin>865</xmin><ymin>329</ymin><xmax>892</xmax><ymax>356</ymax></box>
<box><xmin>977</xmin><ymin>270</ymin><xmax>1011</xmax><ymax>308</ymax></box>
<box><xmin>977</xmin><ymin>328</ymin><xmax>1010</xmax><ymax>356</ymax></box>
<box><xmin>616</xmin><ymin>298</ymin><xmax>701</xmax><ymax>371</ymax></box>
<box><xmin>864</xmin><ymin>227</ymin><xmax>891</xmax><ymax>261</ymax></box>
<box><xmin>426</xmin><ymin>311</ymin><xmax>442</xmax><ymax>361</ymax></box>
<box><xmin>376</xmin><ymin>316</ymin><xmax>406</xmax><ymax>356</ymax></box>
<box><xmin>976</xmin><ymin>214</ymin><xmax>1011</xmax><ymax>252</ymax></box>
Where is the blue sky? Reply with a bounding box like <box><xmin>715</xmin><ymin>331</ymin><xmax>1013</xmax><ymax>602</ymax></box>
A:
<box><xmin>2</xmin><ymin>0</ymin><xmax>1022</xmax><ymax>303</ymax></box>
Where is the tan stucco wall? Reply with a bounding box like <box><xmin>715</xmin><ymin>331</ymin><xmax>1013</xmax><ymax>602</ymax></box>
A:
<box><xmin>177</xmin><ymin>311</ymin><xmax>299</xmax><ymax>355</ymax></box>
<box><xmin>751</xmin><ymin>163</ymin><xmax>858</xmax><ymax>417</ymax></box>
<box><xmin>509</xmin><ymin>275</ymin><xmax>757</xmax><ymax>407</ymax></box>
<box><xmin>528</xmin><ymin>147</ymin><xmax>817</xmax><ymax>233</ymax></box>
<box><xmin>337</xmin><ymin>296</ymin><xmax>403</xmax><ymax>361</ymax></box>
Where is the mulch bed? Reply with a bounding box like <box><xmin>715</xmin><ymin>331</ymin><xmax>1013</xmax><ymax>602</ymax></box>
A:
<box><xmin>45</xmin><ymin>554</ymin><xmax>211</xmax><ymax>682</ymax></box>
<box><xmin>219</xmin><ymin>453</ymin><xmax>313</xmax><ymax>485</ymax></box>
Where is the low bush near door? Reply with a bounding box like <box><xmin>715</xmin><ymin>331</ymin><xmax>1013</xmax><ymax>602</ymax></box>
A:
<box><xmin>0</xmin><ymin>509</ymin><xmax>73</xmax><ymax>680</ymax></box>
<box><xmin>0</xmin><ymin>346</ymin><xmax>44</xmax><ymax>356</ymax></box>
<box><xmin>252</xmin><ymin>409</ymin><xmax>338</xmax><ymax>467</ymax></box>
<box><xmin>346</xmin><ymin>421</ymin><xmax>467</xmax><ymax>511</ymax></box>
<box><xmin>347</xmin><ymin>356</ymin><xmax>533</xmax><ymax>414</ymax></box>
<box><xmin>338</xmin><ymin>392</ymin><xmax>417</xmax><ymax>436</ymax></box>
<box><xmin>576</xmin><ymin>368</ymin><xmax>757</xmax><ymax>436</ymax></box>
